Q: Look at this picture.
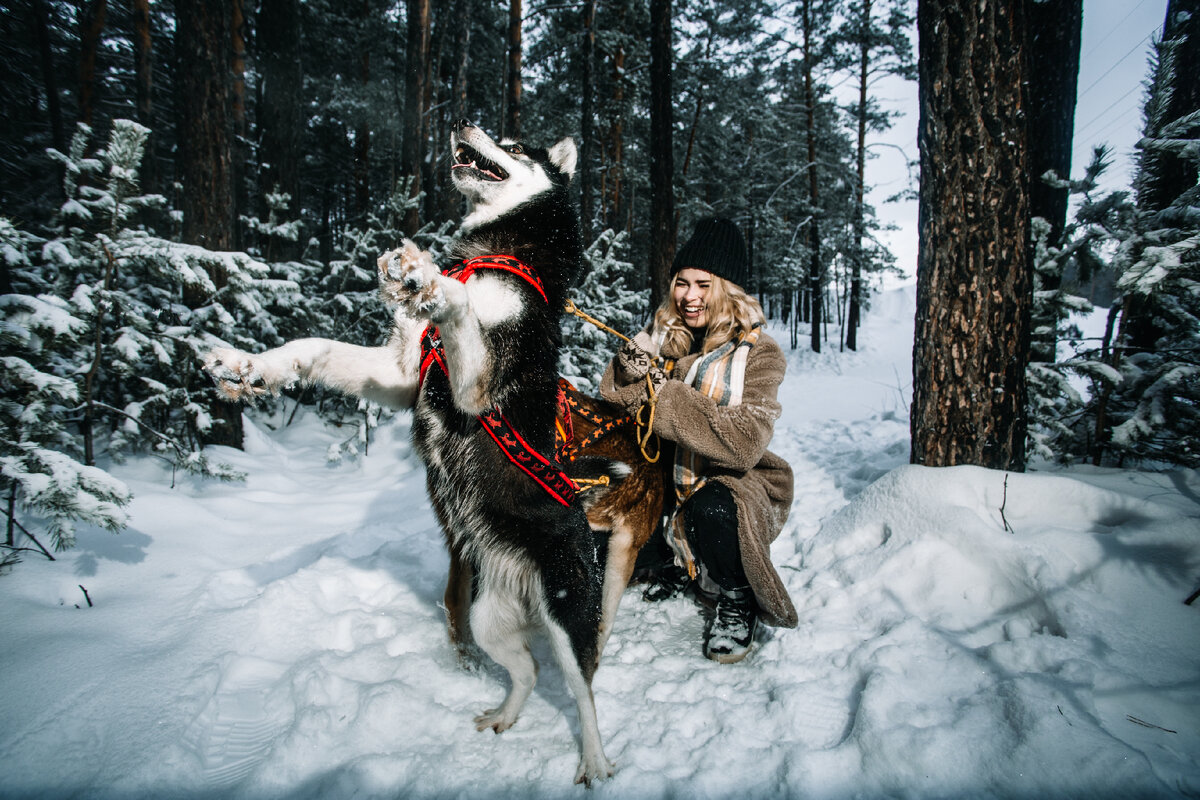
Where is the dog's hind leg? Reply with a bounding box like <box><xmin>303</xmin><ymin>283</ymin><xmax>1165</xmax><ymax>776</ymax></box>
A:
<box><xmin>443</xmin><ymin>541</ymin><xmax>474</xmax><ymax>662</ymax></box>
<box><xmin>597</xmin><ymin>524</ymin><xmax>638</xmax><ymax>657</ymax></box>
<box><xmin>543</xmin><ymin>619</ymin><xmax>614</xmax><ymax>786</ymax></box>
<box><xmin>470</xmin><ymin>581</ymin><xmax>537</xmax><ymax>733</ymax></box>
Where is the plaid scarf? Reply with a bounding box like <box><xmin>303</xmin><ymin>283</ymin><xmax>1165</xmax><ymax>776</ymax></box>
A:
<box><xmin>665</xmin><ymin>324</ymin><xmax>762</xmax><ymax>577</ymax></box>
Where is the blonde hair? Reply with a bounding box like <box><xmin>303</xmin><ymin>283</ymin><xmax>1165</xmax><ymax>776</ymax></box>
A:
<box><xmin>653</xmin><ymin>274</ymin><xmax>765</xmax><ymax>360</ymax></box>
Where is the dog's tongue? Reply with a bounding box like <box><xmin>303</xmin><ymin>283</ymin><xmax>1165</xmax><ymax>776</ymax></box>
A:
<box><xmin>453</xmin><ymin>160</ymin><xmax>502</xmax><ymax>181</ymax></box>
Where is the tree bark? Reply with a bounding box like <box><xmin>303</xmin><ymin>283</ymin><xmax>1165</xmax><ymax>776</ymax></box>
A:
<box><xmin>176</xmin><ymin>0</ymin><xmax>243</xmax><ymax>448</ymax></box>
<box><xmin>911</xmin><ymin>0</ymin><xmax>1031</xmax><ymax>472</ymax></box>
<box><xmin>77</xmin><ymin>0</ymin><xmax>108</xmax><ymax>127</ymax></box>
<box><xmin>402</xmin><ymin>0</ymin><xmax>431</xmax><ymax>236</ymax></box>
<box><xmin>1027</xmin><ymin>0</ymin><xmax>1082</xmax><ymax>362</ymax></box>
<box><xmin>503</xmin><ymin>0</ymin><xmax>522</xmax><ymax>139</ymax></box>
<box><xmin>648</xmin><ymin>0</ymin><xmax>675</xmax><ymax>309</ymax></box>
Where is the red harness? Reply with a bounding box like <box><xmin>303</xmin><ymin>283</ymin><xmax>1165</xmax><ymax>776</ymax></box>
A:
<box><xmin>418</xmin><ymin>255</ymin><xmax>577</xmax><ymax>507</ymax></box>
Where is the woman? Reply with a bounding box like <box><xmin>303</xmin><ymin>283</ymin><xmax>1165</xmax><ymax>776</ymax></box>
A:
<box><xmin>599</xmin><ymin>217</ymin><xmax>796</xmax><ymax>663</ymax></box>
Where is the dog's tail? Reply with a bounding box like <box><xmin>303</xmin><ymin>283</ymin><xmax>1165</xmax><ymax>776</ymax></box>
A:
<box><xmin>568</xmin><ymin>456</ymin><xmax>633</xmax><ymax>510</ymax></box>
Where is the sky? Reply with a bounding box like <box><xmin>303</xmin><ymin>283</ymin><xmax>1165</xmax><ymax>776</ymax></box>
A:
<box><xmin>868</xmin><ymin>0</ymin><xmax>1170</xmax><ymax>281</ymax></box>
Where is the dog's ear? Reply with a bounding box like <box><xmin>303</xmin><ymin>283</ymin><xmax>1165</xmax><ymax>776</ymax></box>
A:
<box><xmin>548</xmin><ymin>137</ymin><xmax>578</xmax><ymax>179</ymax></box>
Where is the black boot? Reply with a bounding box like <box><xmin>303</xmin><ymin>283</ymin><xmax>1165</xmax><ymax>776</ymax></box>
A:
<box><xmin>640</xmin><ymin>564</ymin><xmax>690</xmax><ymax>602</ymax></box>
<box><xmin>705</xmin><ymin>586</ymin><xmax>757</xmax><ymax>663</ymax></box>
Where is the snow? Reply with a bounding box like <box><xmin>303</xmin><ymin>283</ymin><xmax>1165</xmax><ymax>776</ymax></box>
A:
<box><xmin>2</xmin><ymin>287</ymin><xmax>1198</xmax><ymax>799</ymax></box>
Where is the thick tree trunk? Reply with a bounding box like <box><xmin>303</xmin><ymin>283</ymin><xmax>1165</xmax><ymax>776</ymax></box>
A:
<box><xmin>1027</xmin><ymin>0</ymin><xmax>1082</xmax><ymax>362</ymax></box>
<box><xmin>402</xmin><ymin>0</ymin><xmax>431</xmax><ymax>236</ymax></box>
<box><xmin>176</xmin><ymin>0</ymin><xmax>243</xmax><ymax>449</ymax></box>
<box><xmin>648</xmin><ymin>0</ymin><xmax>675</xmax><ymax>308</ymax></box>
<box><xmin>911</xmin><ymin>0</ymin><xmax>1031</xmax><ymax>472</ymax></box>
<box><xmin>503</xmin><ymin>0</ymin><xmax>522</xmax><ymax>139</ymax></box>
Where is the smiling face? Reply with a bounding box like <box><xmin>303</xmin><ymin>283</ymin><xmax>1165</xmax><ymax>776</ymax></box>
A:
<box><xmin>672</xmin><ymin>268</ymin><xmax>714</xmax><ymax>331</ymax></box>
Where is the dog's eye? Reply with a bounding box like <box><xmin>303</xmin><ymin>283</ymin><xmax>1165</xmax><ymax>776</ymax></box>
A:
<box><xmin>505</xmin><ymin>144</ymin><xmax>524</xmax><ymax>155</ymax></box>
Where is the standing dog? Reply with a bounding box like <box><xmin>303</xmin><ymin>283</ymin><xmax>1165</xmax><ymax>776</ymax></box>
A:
<box><xmin>205</xmin><ymin>120</ymin><xmax>615</xmax><ymax>785</ymax></box>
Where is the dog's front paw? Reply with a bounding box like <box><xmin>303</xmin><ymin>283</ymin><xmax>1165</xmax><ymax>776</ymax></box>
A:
<box><xmin>203</xmin><ymin>348</ymin><xmax>280</xmax><ymax>402</ymax></box>
<box><xmin>377</xmin><ymin>240</ymin><xmax>447</xmax><ymax>318</ymax></box>
<box><xmin>473</xmin><ymin>708</ymin><xmax>519</xmax><ymax>734</ymax></box>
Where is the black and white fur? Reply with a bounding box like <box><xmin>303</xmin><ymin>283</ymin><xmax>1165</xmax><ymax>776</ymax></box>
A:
<box><xmin>204</xmin><ymin>120</ymin><xmax>613</xmax><ymax>786</ymax></box>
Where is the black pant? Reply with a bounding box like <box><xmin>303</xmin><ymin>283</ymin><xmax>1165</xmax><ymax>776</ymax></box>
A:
<box><xmin>683</xmin><ymin>482</ymin><xmax>748</xmax><ymax>591</ymax></box>
<box><xmin>635</xmin><ymin>481</ymin><xmax>749</xmax><ymax>591</ymax></box>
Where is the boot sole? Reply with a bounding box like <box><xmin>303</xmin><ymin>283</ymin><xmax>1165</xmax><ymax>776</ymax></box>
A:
<box><xmin>705</xmin><ymin>644</ymin><xmax>752</xmax><ymax>664</ymax></box>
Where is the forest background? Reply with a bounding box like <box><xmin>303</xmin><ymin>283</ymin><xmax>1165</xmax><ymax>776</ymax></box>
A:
<box><xmin>1</xmin><ymin>0</ymin><xmax>1198</xmax><ymax>564</ymax></box>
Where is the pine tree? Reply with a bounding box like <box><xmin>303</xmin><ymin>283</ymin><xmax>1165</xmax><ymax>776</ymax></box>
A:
<box><xmin>559</xmin><ymin>229</ymin><xmax>649</xmax><ymax>390</ymax></box>
<box><xmin>1</xmin><ymin>217</ymin><xmax>131</xmax><ymax>561</ymax></box>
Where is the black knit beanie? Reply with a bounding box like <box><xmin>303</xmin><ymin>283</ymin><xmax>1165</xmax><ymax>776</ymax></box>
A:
<box><xmin>672</xmin><ymin>217</ymin><xmax>749</xmax><ymax>288</ymax></box>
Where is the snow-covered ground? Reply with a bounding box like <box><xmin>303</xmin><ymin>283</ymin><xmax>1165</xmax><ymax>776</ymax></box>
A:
<box><xmin>2</xmin><ymin>287</ymin><xmax>1198</xmax><ymax>799</ymax></box>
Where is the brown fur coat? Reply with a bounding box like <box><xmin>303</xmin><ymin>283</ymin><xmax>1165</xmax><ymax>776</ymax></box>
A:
<box><xmin>599</xmin><ymin>329</ymin><xmax>797</xmax><ymax>627</ymax></box>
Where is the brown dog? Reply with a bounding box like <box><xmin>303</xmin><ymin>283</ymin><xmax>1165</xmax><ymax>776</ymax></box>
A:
<box><xmin>442</xmin><ymin>384</ymin><xmax>667</xmax><ymax>662</ymax></box>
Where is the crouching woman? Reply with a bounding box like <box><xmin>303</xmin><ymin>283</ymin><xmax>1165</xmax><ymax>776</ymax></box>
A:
<box><xmin>600</xmin><ymin>217</ymin><xmax>797</xmax><ymax>663</ymax></box>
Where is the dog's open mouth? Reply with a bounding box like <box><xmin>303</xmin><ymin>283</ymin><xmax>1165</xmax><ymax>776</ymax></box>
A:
<box><xmin>452</xmin><ymin>143</ymin><xmax>508</xmax><ymax>182</ymax></box>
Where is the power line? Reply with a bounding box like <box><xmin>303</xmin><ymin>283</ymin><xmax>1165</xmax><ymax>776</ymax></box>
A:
<box><xmin>1077</xmin><ymin>26</ymin><xmax>1157</xmax><ymax>100</ymax></box>
<box><xmin>1080</xmin><ymin>0</ymin><xmax>1153</xmax><ymax>64</ymax></box>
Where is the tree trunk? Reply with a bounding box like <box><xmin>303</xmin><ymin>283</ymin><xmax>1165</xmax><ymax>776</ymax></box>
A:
<box><xmin>846</xmin><ymin>0</ymin><xmax>872</xmax><ymax>353</ymax></box>
<box><xmin>176</xmin><ymin>0</ymin><xmax>243</xmax><ymax>449</ymax></box>
<box><xmin>33</xmin><ymin>0</ymin><xmax>65</xmax><ymax>154</ymax></box>
<box><xmin>402</xmin><ymin>0</ymin><xmax>431</xmax><ymax>237</ymax></box>
<box><xmin>801</xmin><ymin>0</ymin><xmax>822</xmax><ymax>353</ymax></box>
<box><xmin>648</xmin><ymin>0</ymin><xmax>675</xmax><ymax>308</ymax></box>
<box><xmin>580</xmin><ymin>0</ymin><xmax>596</xmax><ymax>245</ymax></box>
<box><xmin>77</xmin><ymin>0</ymin><xmax>108</xmax><ymax>127</ymax></box>
<box><xmin>1027</xmin><ymin>0</ymin><xmax>1082</xmax><ymax>362</ymax></box>
<box><xmin>911</xmin><ymin>0</ymin><xmax>1031</xmax><ymax>472</ymax></box>
<box><xmin>503</xmin><ymin>0</ymin><xmax>522</xmax><ymax>139</ymax></box>
<box><xmin>130</xmin><ymin>0</ymin><xmax>156</xmax><ymax>193</ymax></box>
<box><xmin>354</xmin><ymin>0</ymin><xmax>372</xmax><ymax>224</ymax></box>
<box><xmin>231</xmin><ymin>0</ymin><xmax>248</xmax><ymax>249</ymax></box>
<box><xmin>257</xmin><ymin>0</ymin><xmax>303</xmax><ymax>258</ymax></box>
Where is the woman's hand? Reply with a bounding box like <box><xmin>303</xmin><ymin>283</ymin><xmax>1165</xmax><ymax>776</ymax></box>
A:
<box><xmin>615</xmin><ymin>337</ymin><xmax>654</xmax><ymax>382</ymax></box>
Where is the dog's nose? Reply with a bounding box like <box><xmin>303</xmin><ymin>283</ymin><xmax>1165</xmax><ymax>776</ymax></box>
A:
<box><xmin>453</xmin><ymin>119</ymin><xmax>474</xmax><ymax>133</ymax></box>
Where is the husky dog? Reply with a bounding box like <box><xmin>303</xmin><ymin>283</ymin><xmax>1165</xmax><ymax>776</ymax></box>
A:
<box><xmin>204</xmin><ymin>120</ymin><xmax>614</xmax><ymax>785</ymax></box>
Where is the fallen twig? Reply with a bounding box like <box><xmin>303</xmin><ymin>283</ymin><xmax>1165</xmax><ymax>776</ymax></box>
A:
<box><xmin>1126</xmin><ymin>715</ymin><xmax>1176</xmax><ymax>734</ymax></box>
<box><xmin>77</xmin><ymin>585</ymin><xmax>93</xmax><ymax>608</ymax></box>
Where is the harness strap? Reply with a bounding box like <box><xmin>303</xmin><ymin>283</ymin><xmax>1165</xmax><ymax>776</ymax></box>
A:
<box><xmin>418</xmin><ymin>255</ymin><xmax>577</xmax><ymax>507</ymax></box>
